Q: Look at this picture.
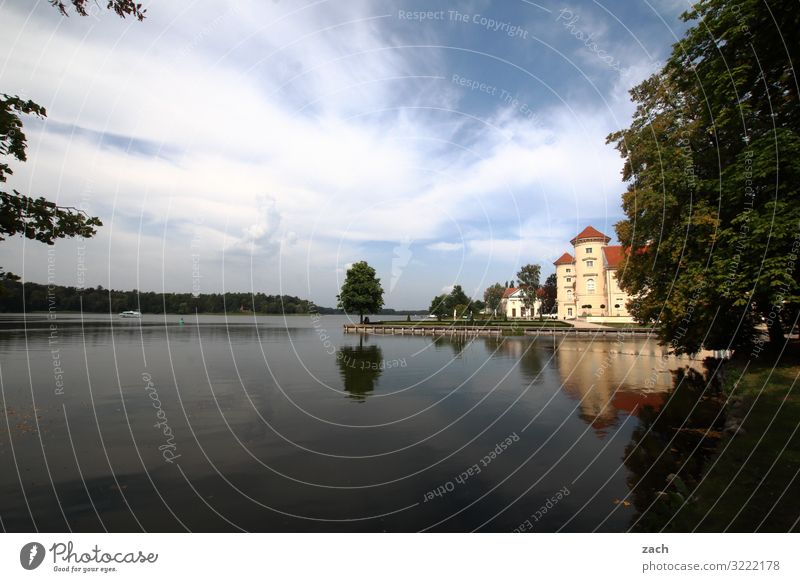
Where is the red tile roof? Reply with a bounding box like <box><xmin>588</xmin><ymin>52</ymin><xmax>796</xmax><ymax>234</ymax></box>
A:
<box><xmin>570</xmin><ymin>225</ymin><xmax>611</xmax><ymax>245</ymax></box>
<box><xmin>553</xmin><ymin>252</ymin><xmax>575</xmax><ymax>265</ymax></box>
<box><xmin>602</xmin><ymin>245</ymin><xmax>625</xmax><ymax>268</ymax></box>
<box><xmin>502</xmin><ymin>287</ymin><xmax>519</xmax><ymax>298</ymax></box>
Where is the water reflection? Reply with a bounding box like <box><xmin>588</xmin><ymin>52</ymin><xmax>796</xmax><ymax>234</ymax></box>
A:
<box><xmin>623</xmin><ymin>362</ymin><xmax>725</xmax><ymax>531</ymax></box>
<box><xmin>1</xmin><ymin>314</ymin><xmax>714</xmax><ymax>532</ymax></box>
<box><xmin>336</xmin><ymin>339</ymin><xmax>384</xmax><ymax>401</ymax></box>
<box><xmin>555</xmin><ymin>340</ymin><xmax>670</xmax><ymax>437</ymax></box>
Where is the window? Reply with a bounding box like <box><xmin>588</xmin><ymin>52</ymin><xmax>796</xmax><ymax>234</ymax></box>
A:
<box><xmin>586</xmin><ymin>247</ymin><xmax>593</xmax><ymax>253</ymax></box>
<box><xmin>566</xmin><ymin>268</ymin><xmax>571</xmax><ymax>273</ymax></box>
<box><xmin>511</xmin><ymin>308</ymin><xmax>516</xmax><ymax>318</ymax></box>
<box><xmin>567</xmin><ymin>308</ymin><xmax>573</xmax><ymax>316</ymax></box>
<box><xmin>566</xmin><ymin>277</ymin><xmax>571</xmax><ymax>282</ymax></box>
<box><xmin>567</xmin><ymin>289</ymin><xmax>573</xmax><ymax>299</ymax></box>
<box><xmin>586</xmin><ymin>260</ymin><xmax>594</xmax><ymax>267</ymax></box>
<box><xmin>587</xmin><ymin>278</ymin><xmax>595</xmax><ymax>292</ymax></box>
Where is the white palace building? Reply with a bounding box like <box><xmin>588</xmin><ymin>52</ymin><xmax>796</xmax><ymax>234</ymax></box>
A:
<box><xmin>553</xmin><ymin>226</ymin><xmax>632</xmax><ymax>321</ymax></box>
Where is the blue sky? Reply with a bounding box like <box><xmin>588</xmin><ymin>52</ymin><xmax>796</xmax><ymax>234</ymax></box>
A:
<box><xmin>0</xmin><ymin>0</ymin><xmax>690</xmax><ymax>308</ymax></box>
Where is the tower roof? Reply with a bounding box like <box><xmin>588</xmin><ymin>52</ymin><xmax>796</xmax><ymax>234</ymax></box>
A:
<box><xmin>570</xmin><ymin>225</ymin><xmax>611</xmax><ymax>245</ymax></box>
<box><xmin>553</xmin><ymin>252</ymin><xmax>575</xmax><ymax>265</ymax></box>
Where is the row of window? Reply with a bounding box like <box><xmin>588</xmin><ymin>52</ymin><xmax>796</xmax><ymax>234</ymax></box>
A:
<box><xmin>565</xmin><ymin>279</ymin><xmax>596</xmax><ymax>296</ymax></box>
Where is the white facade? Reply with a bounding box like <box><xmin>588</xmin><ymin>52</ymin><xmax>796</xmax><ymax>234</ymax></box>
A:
<box><xmin>501</xmin><ymin>288</ymin><xmax>542</xmax><ymax>319</ymax></box>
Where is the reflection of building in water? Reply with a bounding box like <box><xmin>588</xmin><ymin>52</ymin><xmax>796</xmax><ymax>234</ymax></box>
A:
<box><xmin>555</xmin><ymin>340</ymin><xmax>673</xmax><ymax>436</ymax></box>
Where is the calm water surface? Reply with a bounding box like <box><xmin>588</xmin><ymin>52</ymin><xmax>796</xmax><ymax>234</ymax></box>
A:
<box><xmin>0</xmin><ymin>314</ymin><xmax>693</xmax><ymax>532</ymax></box>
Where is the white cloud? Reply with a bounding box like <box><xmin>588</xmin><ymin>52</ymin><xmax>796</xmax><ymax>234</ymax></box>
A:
<box><xmin>427</xmin><ymin>242</ymin><xmax>463</xmax><ymax>252</ymax></box>
<box><xmin>0</xmin><ymin>0</ymin><xmax>665</xmax><ymax>307</ymax></box>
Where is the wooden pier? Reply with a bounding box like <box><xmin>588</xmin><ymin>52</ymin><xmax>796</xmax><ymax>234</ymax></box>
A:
<box><xmin>343</xmin><ymin>324</ymin><xmax>654</xmax><ymax>337</ymax></box>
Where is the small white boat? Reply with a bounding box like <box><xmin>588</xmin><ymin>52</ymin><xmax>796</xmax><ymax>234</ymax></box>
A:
<box><xmin>119</xmin><ymin>310</ymin><xmax>142</xmax><ymax>318</ymax></box>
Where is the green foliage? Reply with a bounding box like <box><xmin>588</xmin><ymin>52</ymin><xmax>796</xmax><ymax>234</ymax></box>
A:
<box><xmin>607</xmin><ymin>0</ymin><xmax>800</xmax><ymax>354</ymax></box>
<box><xmin>483</xmin><ymin>282</ymin><xmax>505</xmax><ymax>314</ymax></box>
<box><xmin>0</xmin><ymin>278</ymin><xmax>320</xmax><ymax>314</ymax></box>
<box><xmin>337</xmin><ymin>261</ymin><xmax>384</xmax><ymax>323</ymax></box>
<box><xmin>516</xmin><ymin>264</ymin><xmax>541</xmax><ymax>315</ymax></box>
<box><xmin>428</xmin><ymin>294</ymin><xmax>449</xmax><ymax>320</ymax></box>
<box><xmin>445</xmin><ymin>284</ymin><xmax>470</xmax><ymax>312</ymax></box>
<box><xmin>542</xmin><ymin>273</ymin><xmax>558</xmax><ymax>315</ymax></box>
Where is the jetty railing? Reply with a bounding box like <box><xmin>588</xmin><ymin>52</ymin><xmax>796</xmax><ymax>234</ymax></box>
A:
<box><xmin>342</xmin><ymin>324</ymin><xmax>654</xmax><ymax>337</ymax></box>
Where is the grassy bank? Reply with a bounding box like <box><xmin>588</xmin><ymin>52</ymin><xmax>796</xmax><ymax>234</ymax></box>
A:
<box><xmin>669</xmin><ymin>343</ymin><xmax>800</xmax><ymax>531</ymax></box>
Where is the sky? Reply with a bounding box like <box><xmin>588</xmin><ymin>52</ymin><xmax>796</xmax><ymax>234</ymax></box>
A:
<box><xmin>0</xmin><ymin>0</ymin><xmax>692</xmax><ymax>309</ymax></box>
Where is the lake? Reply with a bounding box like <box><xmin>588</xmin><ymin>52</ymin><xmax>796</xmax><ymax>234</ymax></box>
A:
<box><xmin>0</xmin><ymin>313</ymin><xmax>696</xmax><ymax>532</ymax></box>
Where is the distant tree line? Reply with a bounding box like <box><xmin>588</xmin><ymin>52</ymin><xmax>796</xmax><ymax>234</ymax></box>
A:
<box><xmin>0</xmin><ymin>276</ymin><xmax>427</xmax><ymax>315</ymax></box>
<box><xmin>0</xmin><ymin>277</ymin><xmax>321</xmax><ymax>315</ymax></box>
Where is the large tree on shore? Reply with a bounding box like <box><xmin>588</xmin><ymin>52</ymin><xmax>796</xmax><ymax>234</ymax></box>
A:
<box><xmin>483</xmin><ymin>282</ymin><xmax>505</xmax><ymax>316</ymax></box>
<box><xmin>428</xmin><ymin>294</ymin><xmax>449</xmax><ymax>321</ymax></box>
<box><xmin>516</xmin><ymin>264</ymin><xmax>541</xmax><ymax>319</ymax></box>
<box><xmin>607</xmin><ymin>0</ymin><xmax>800</xmax><ymax>355</ymax></box>
<box><xmin>541</xmin><ymin>273</ymin><xmax>558</xmax><ymax>315</ymax></box>
<box><xmin>1</xmin><ymin>2</ymin><xmax>145</xmax><ymax>253</ymax></box>
<box><xmin>337</xmin><ymin>261</ymin><xmax>384</xmax><ymax>323</ymax></box>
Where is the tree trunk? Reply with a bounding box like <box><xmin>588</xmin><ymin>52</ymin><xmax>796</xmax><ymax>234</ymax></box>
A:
<box><xmin>359</xmin><ymin>312</ymin><xmax>364</xmax><ymax>324</ymax></box>
<box><xmin>767</xmin><ymin>315</ymin><xmax>785</xmax><ymax>348</ymax></box>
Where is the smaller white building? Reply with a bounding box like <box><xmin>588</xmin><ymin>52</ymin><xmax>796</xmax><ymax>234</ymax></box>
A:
<box><xmin>501</xmin><ymin>287</ymin><xmax>542</xmax><ymax>319</ymax></box>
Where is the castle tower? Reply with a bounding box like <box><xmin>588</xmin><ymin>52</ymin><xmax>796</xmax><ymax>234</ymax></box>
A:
<box><xmin>570</xmin><ymin>226</ymin><xmax>610</xmax><ymax>317</ymax></box>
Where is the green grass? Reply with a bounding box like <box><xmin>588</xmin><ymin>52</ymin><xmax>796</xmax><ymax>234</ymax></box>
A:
<box><xmin>670</xmin><ymin>343</ymin><xmax>800</xmax><ymax>531</ymax></box>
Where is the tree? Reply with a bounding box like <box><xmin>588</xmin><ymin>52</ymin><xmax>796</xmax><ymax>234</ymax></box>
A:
<box><xmin>607</xmin><ymin>0</ymin><xmax>800</xmax><ymax>355</ymax></box>
<box><xmin>484</xmin><ymin>283</ymin><xmax>505</xmax><ymax>316</ymax></box>
<box><xmin>1</xmin><ymin>96</ymin><xmax>102</xmax><ymax>245</ymax></box>
<box><xmin>445</xmin><ymin>284</ymin><xmax>470</xmax><ymax>314</ymax></box>
<box><xmin>337</xmin><ymin>261</ymin><xmax>384</xmax><ymax>323</ymax></box>
<box><xmin>1</xmin><ymin>3</ymin><xmax>146</xmax><ymax>251</ymax></box>
<box><xmin>428</xmin><ymin>294</ymin><xmax>449</xmax><ymax>321</ymax></box>
<box><xmin>516</xmin><ymin>264</ymin><xmax>541</xmax><ymax>319</ymax></box>
<box><xmin>542</xmin><ymin>273</ymin><xmax>558</xmax><ymax>315</ymax></box>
